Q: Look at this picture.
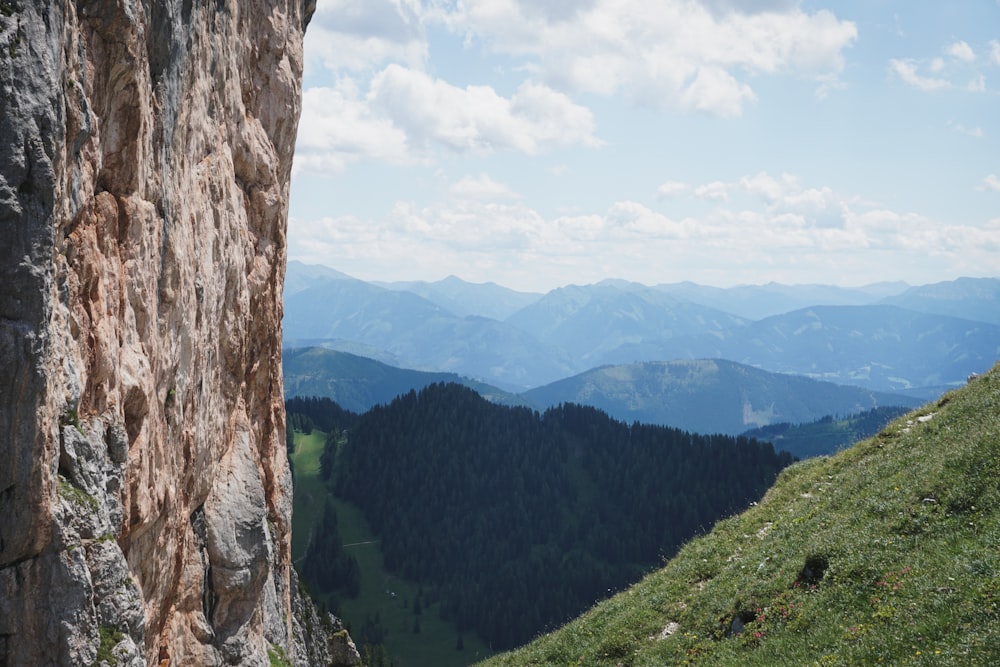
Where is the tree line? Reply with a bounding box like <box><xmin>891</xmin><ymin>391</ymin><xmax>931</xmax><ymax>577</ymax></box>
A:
<box><xmin>292</xmin><ymin>383</ymin><xmax>794</xmax><ymax>650</ymax></box>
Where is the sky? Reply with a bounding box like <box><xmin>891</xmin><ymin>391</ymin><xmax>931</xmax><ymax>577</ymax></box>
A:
<box><xmin>288</xmin><ymin>0</ymin><xmax>1000</xmax><ymax>292</ymax></box>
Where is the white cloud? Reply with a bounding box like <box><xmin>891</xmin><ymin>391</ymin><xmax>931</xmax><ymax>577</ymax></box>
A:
<box><xmin>992</xmin><ymin>40</ymin><xmax>1000</xmax><ymax>66</ymax></box>
<box><xmin>694</xmin><ymin>181</ymin><xmax>730</xmax><ymax>201</ymax></box>
<box><xmin>294</xmin><ymin>66</ymin><xmax>601</xmax><ymax>172</ymax></box>
<box><xmin>949</xmin><ymin>122</ymin><xmax>984</xmax><ymax>138</ymax></box>
<box><xmin>305</xmin><ymin>0</ymin><xmax>428</xmax><ymax>73</ymax></box>
<box><xmin>733</xmin><ymin>172</ymin><xmax>847</xmax><ymax>228</ymax></box>
<box><xmin>889</xmin><ymin>58</ymin><xmax>951</xmax><ymax>91</ymax></box>
<box><xmin>605</xmin><ymin>201</ymin><xmax>690</xmax><ymax>239</ymax></box>
<box><xmin>369</xmin><ymin>65</ymin><xmax>601</xmax><ymax>154</ymax></box>
<box><xmin>680</xmin><ymin>66</ymin><xmax>757</xmax><ymax>118</ymax></box>
<box><xmin>685</xmin><ymin>171</ymin><xmax>848</xmax><ymax>222</ymax></box>
<box><xmin>946</xmin><ymin>40</ymin><xmax>976</xmax><ymax>63</ymax></box>
<box><xmin>699</xmin><ymin>0</ymin><xmax>799</xmax><ymax>16</ymax></box>
<box><xmin>512</xmin><ymin>0</ymin><xmax>598</xmax><ymax>23</ymax></box>
<box><xmin>441</xmin><ymin>0</ymin><xmax>857</xmax><ymax>117</ymax></box>
<box><xmin>739</xmin><ymin>172</ymin><xmax>795</xmax><ymax>202</ymax></box>
<box><xmin>295</xmin><ymin>78</ymin><xmax>412</xmax><ymax>173</ymax></box>
<box><xmin>656</xmin><ymin>181</ymin><xmax>690</xmax><ymax>199</ymax></box>
<box><xmin>290</xmin><ymin>172</ymin><xmax>999</xmax><ymax>290</ymax></box>
<box><xmin>967</xmin><ymin>75</ymin><xmax>986</xmax><ymax>93</ymax></box>
<box><xmin>290</xmin><ymin>196</ymin><xmax>550</xmax><ymax>284</ymax></box>
<box><xmin>980</xmin><ymin>174</ymin><xmax>1000</xmax><ymax>192</ymax></box>
<box><xmin>450</xmin><ymin>174</ymin><xmax>521</xmax><ymax>200</ymax></box>
<box><xmin>890</xmin><ymin>41</ymin><xmax>994</xmax><ymax>94</ymax></box>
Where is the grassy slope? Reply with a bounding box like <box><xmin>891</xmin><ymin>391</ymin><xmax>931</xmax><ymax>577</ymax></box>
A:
<box><xmin>481</xmin><ymin>363</ymin><xmax>1000</xmax><ymax>666</ymax></box>
<box><xmin>290</xmin><ymin>430</ymin><xmax>495</xmax><ymax>667</ymax></box>
<box><xmin>290</xmin><ymin>430</ymin><xmax>328</xmax><ymax>561</ymax></box>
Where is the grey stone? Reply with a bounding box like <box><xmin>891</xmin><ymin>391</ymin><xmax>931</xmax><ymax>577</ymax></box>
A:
<box><xmin>0</xmin><ymin>0</ymin><xmax>345</xmax><ymax>663</ymax></box>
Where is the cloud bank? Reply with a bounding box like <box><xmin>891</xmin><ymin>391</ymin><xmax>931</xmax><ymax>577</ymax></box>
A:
<box><xmin>441</xmin><ymin>0</ymin><xmax>857</xmax><ymax>117</ymax></box>
<box><xmin>295</xmin><ymin>67</ymin><xmax>599</xmax><ymax>172</ymax></box>
<box><xmin>290</xmin><ymin>171</ymin><xmax>998</xmax><ymax>290</ymax></box>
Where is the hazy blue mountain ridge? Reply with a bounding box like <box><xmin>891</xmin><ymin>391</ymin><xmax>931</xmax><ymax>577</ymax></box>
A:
<box><xmin>652</xmin><ymin>280</ymin><xmax>910</xmax><ymax>320</ymax></box>
<box><xmin>603</xmin><ymin>305</ymin><xmax>1000</xmax><ymax>394</ymax></box>
<box><xmin>521</xmin><ymin>358</ymin><xmax>921</xmax><ymax>435</ymax></box>
<box><xmin>376</xmin><ymin>275</ymin><xmax>543</xmax><ymax>320</ymax></box>
<box><xmin>283</xmin><ymin>263</ymin><xmax>999</xmax><ymax>395</ymax></box>
<box><xmin>284</xmin><ymin>259</ymin><xmax>355</xmax><ymax>296</ymax></box>
<box><xmin>283</xmin><ymin>274</ymin><xmax>575</xmax><ymax>389</ymax></box>
<box><xmin>504</xmin><ymin>282</ymin><xmax>747</xmax><ymax>367</ymax></box>
<box><xmin>713</xmin><ymin>305</ymin><xmax>999</xmax><ymax>393</ymax></box>
<box><xmin>283</xmin><ymin>347</ymin><xmax>524</xmax><ymax>412</ymax></box>
<box><xmin>282</xmin><ymin>348</ymin><xmax>921</xmax><ymax>438</ymax></box>
<box><xmin>879</xmin><ymin>276</ymin><xmax>1000</xmax><ymax>325</ymax></box>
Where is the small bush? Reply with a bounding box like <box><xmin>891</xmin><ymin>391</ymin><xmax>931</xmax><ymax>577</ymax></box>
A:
<box><xmin>93</xmin><ymin>625</ymin><xmax>123</xmax><ymax>666</ymax></box>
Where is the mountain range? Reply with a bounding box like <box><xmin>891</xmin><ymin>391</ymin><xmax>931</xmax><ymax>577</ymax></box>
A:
<box><xmin>880</xmin><ymin>276</ymin><xmax>1000</xmax><ymax>325</ymax></box>
<box><xmin>605</xmin><ymin>305</ymin><xmax>999</xmax><ymax>395</ymax></box>
<box><xmin>282</xmin><ymin>348</ymin><xmax>921</xmax><ymax>438</ymax></box>
<box><xmin>521</xmin><ymin>358</ymin><xmax>921</xmax><ymax>435</ymax></box>
<box><xmin>282</xmin><ymin>346</ymin><xmax>522</xmax><ymax>412</ymax></box>
<box><xmin>650</xmin><ymin>280</ymin><xmax>909</xmax><ymax>320</ymax></box>
<box><xmin>284</xmin><ymin>261</ymin><xmax>1000</xmax><ymax>396</ymax></box>
<box><xmin>374</xmin><ymin>275</ymin><xmax>541</xmax><ymax>321</ymax></box>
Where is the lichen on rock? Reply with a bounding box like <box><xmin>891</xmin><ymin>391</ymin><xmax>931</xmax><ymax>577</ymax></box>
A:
<box><xmin>0</xmin><ymin>1</ymin><xmax>355</xmax><ymax>665</ymax></box>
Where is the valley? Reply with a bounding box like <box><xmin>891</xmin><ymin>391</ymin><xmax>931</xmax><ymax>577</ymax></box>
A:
<box><xmin>287</xmin><ymin>389</ymin><xmax>793</xmax><ymax>663</ymax></box>
<box><xmin>290</xmin><ymin>425</ymin><xmax>493</xmax><ymax>667</ymax></box>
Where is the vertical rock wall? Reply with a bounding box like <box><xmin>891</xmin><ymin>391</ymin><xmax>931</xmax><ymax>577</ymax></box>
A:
<box><xmin>0</xmin><ymin>1</ymin><xmax>330</xmax><ymax>665</ymax></box>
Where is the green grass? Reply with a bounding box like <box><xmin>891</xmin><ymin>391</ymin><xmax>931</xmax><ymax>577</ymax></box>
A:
<box><xmin>291</xmin><ymin>429</ymin><xmax>495</xmax><ymax>666</ymax></box>
<box><xmin>479</xmin><ymin>363</ymin><xmax>1000</xmax><ymax>666</ymax></box>
<box><xmin>58</xmin><ymin>475</ymin><xmax>98</xmax><ymax>512</ymax></box>
<box><xmin>290</xmin><ymin>429</ymin><xmax>329</xmax><ymax>561</ymax></box>
<box><xmin>267</xmin><ymin>645</ymin><xmax>292</xmax><ymax>667</ymax></box>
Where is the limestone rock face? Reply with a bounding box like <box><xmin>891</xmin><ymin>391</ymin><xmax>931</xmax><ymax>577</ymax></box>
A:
<box><xmin>289</xmin><ymin>569</ymin><xmax>362</xmax><ymax>667</ymax></box>
<box><xmin>0</xmin><ymin>1</ymin><xmax>357</xmax><ymax>665</ymax></box>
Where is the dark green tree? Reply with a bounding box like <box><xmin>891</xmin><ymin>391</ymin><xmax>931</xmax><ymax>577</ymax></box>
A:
<box><xmin>300</xmin><ymin>499</ymin><xmax>361</xmax><ymax>600</ymax></box>
<box><xmin>330</xmin><ymin>383</ymin><xmax>793</xmax><ymax>649</ymax></box>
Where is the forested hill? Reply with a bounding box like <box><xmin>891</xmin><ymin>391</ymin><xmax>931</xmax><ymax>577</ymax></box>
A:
<box><xmin>326</xmin><ymin>383</ymin><xmax>794</xmax><ymax>650</ymax></box>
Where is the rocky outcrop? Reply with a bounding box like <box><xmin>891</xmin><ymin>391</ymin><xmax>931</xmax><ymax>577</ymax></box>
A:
<box><xmin>289</xmin><ymin>569</ymin><xmax>361</xmax><ymax>667</ymax></box>
<box><xmin>0</xmin><ymin>1</ymin><xmax>356</xmax><ymax>665</ymax></box>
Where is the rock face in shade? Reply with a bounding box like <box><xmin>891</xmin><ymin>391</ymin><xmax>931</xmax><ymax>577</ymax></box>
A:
<box><xmin>0</xmin><ymin>1</ymin><xmax>356</xmax><ymax>665</ymax></box>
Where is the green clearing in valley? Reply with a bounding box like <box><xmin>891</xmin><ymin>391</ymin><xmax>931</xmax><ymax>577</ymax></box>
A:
<box><xmin>291</xmin><ymin>429</ymin><xmax>494</xmax><ymax>667</ymax></box>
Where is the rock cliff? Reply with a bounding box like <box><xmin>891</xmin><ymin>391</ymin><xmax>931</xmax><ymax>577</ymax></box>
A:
<box><xmin>0</xmin><ymin>1</ymin><xmax>355</xmax><ymax>665</ymax></box>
